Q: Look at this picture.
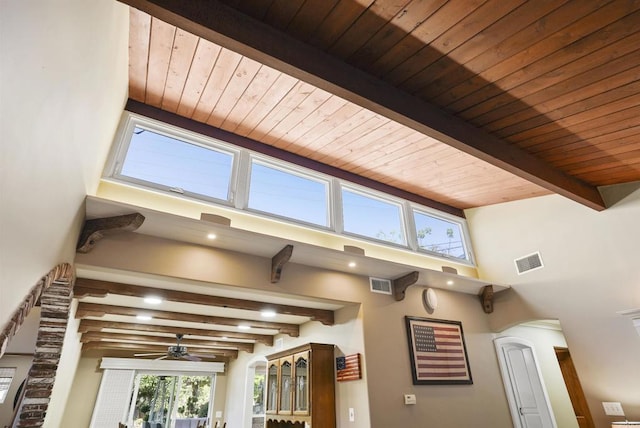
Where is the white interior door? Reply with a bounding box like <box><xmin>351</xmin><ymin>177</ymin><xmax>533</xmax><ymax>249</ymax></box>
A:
<box><xmin>494</xmin><ymin>336</ymin><xmax>557</xmax><ymax>428</ymax></box>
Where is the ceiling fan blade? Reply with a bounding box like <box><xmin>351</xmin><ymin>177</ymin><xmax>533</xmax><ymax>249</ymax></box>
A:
<box><xmin>183</xmin><ymin>354</ymin><xmax>202</xmax><ymax>362</ymax></box>
<box><xmin>154</xmin><ymin>355</ymin><xmax>168</xmax><ymax>361</ymax></box>
<box><xmin>134</xmin><ymin>352</ymin><xmax>166</xmax><ymax>357</ymax></box>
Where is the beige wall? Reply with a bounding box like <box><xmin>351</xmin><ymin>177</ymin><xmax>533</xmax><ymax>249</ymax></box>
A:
<box><xmin>0</xmin><ymin>0</ymin><xmax>128</xmax><ymax>339</ymax></box>
<box><xmin>75</xmin><ymin>233</ymin><xmax>515</xmax><ymax>427</ymax></box>
<box><xmin>466</xmin><ymin>184</ymin><xmax>640</xmax><ymax>427</ymax></box>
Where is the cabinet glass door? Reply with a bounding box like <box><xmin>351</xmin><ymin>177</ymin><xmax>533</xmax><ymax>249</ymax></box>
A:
<box><xmin>266</xmin><ymin>362</ymin><xmax>278</xmax><ymax>414</ymax></box>
<box><xmin>278</xmin><ymin>358</ymin><xmax>293</xmax><ymax>414</ymax></box>
<box><xmin>294</xmin><ymin>352</ymin><xmax>309</xmax><ymax>414</ymax></box>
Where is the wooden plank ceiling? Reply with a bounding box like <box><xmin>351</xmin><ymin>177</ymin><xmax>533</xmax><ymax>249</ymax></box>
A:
<box><xmin>124</xmin><ymin>0</ymin><xmax>640</xmax><ymax>211</ymax></box>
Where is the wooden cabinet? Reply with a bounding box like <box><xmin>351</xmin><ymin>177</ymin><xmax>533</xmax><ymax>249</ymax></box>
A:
<box><xmin>264</xmin><ymin>343</ymin><xmax>335</xmax><ymax>428</ymax></box>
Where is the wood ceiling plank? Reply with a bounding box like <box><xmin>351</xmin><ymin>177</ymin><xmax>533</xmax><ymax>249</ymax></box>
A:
<box><xmin>494</xmin><ymin>82</ymin><xmax>640</xmax><ymax>139</ymax></box>
<box><xmin>395</xmin><ymin>0</ymin><xmax>527</xmax><ymax>91</ymax></box>
<box><xmin>349</xmin><ymin>0</ymin><xmax>448</xmax><ymax>71</ymax></box>
<box><xmin>574</xmin><ymin>164</ymin><xmax>640</xmax><ymax>185</ymax></box>
<box><xmin>503</xmin><ymin>95</ymin><xmax>639</xmax><ymax>142</ymax></box>
<box><xmin>247</xmin><ymin>80</ymin><xmax>317</xmax><ymax>141</ymax></box>
<box><xmin>76</xmin><ymin>302</ymin><xmax>300</xmax><ymax>336</ymax></box>
<box><xmin>74</xmin><ymin>277</ymin><xmax>334</xmax><ymax>325</ymax></box>
<box><xmin>537</xmin><ymin>127</ymin><xmax>640</xmax><ymax>160</ymax></box>
<box><xmin>263</xmin><ymin>0</ymin><xmax>305</xmax><ymax>30</ymax></box>
<box><xmin>119</xmin><ymin>1</ymin><xmax>605</xmax><ymax>209</ymax></box>
<box><xmin>472</xmin><ymin>51</ymin><xmax>640</xmax><ymax>128</ymax></box>
<box><xmin>307</xmin><ymin>0</ymin><xmax>375</xmax><ymax>50</ymax></box>
<box><xmin>207</xmin><ymin>56</ymin><xmax>263</xmax><ymax>128</ymax></box>
<box><xmin>232</xmin><ymin>73</ymin><xmax>299</xmax><ymax>136</ymax></box>
<box><xmin>422</xmin><ymin>0</ymin><xmax>609</xmax><ymax>103</ymax></box>
<box><xmin>175</xmin><ymin>39</ymin><xmax>221</xmax><ymax>118</ymax></box>
<box><xmin>327</xmin><ymin>0</ymin><xmax>413</xmax><ymax>59</ymax></box>
<box><xmin>285</xmin><ymin>101</ymin><xmax>367</xmax><ymax>153</ymax></box>
<box><xmin>145</xmin><ymin>17</ymin><xmax>176</xmax><ymax>107</ymax></box>
<box><xmin>191</xmin><ymin>47</ymin><xmax>242</xmax><ymax>123</ymax></box>
<box><xmin>460</xmin><ymin>33</ymin><xmax>640</xmax><ymax>119</ymax></box>
<box><xmin>161</xmin><ymin>28</ymin><xmax>199</xmax><ymax>113</ymax></box>
<box><xmin>223</xmin><ymin>0</ymin><xmax>274</xmax><ymax>21</ymax></box>
<box><xmin>286</xmin><ymin>0</ymin><xmax>340</xmax><ymax>42</ymax></box>
<box><xmin>79</xmin><ymin>319</ymin><xmax>274</xmax><ymax>345</ymax></box>
<box><xmin>260</xmin><ymin>87</ymin><xmax>333</xmax><ymax>146</ymax></box>
<box><xmin>409</xmin><ymin>0</ymin><xmax>569</xmax><ymax>96</ymax></box>
<box><xmin>276</xmin><ymin>95</ymin><xmax>349</xmax><ymax>150</ymax></box>
<box><xmin>81</xmin><ymin>331</ymin><xmax>255</xmax><ymax>352</ymax></box>
<box><xmin>436</xmin><ymin>1</ymin><xmax>639</xmax><ymax>109</ymax></box>
<box><xmin>129</xmin><ymin>8</ymin><xmax>151</xmax><ymax>102</ymax></box>
<box><xmin>520</xmin><ymin>106</ymin><xmax>640</xmax><ymax>150</ymax></box>
<box><xmin>220</xmin><ymin>64</ymin><xmax>282</xmax><ymax>131</ymax></box>
<box><xmin>380</xmin><ymin>0</ymin><xmax>485</xmax><ymax>85</ymax></box>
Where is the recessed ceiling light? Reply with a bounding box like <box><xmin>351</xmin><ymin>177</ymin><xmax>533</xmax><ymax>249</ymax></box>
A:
<box><xmin>143</xmin><ymin>296</ymin><xmax>163</xmax><ymax>305</ymax></box>
<box><xmin>221</xmin><ymin>336</ymin><xmax>228</xmax><ymax>340</ymax></box>
<box><xmin>348</xmin><ymin>261</ymin><xmax>357</xmax><ymax>268</ymax></box>
<box><xmin>136</xmin><ymin>315</ymin><xmax>152</xmax><ymax>321</ymax></box>
<box><xmin>238</xmin><ymin>325</ymin><xmax>251</xmax><ymax>330</ymax></box>
<box><xmin>207</xmin><ymin>233</ymin><xmax>217</xmax><ymax>240</ymax></box>
<box><xmin>446</xmin><ymin>280</ymin><xmax>454</xmax><ymax>286</ymax></box>
<box><xmin>261</xmin><ymin>310</ymin><xmax>277</xmax><ymax>318</ymax></box>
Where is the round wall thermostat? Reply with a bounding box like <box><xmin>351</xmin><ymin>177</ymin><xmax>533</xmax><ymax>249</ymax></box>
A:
<box><xmin>423</xmin><ymin>288</ymin><xmax>438</xmax><ymax>311</ymax></box>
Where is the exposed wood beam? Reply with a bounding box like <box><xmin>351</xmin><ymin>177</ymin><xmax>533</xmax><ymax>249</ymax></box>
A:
<box><xmin>78</xmin><ymin>319</ymin><xmax>273</xmax><ymax>345</ymax></box>
<box><xmin>82</xmin><ymin>341</ymin><xmax>238</xmax><ymax>359</ymax></box>
<box><xmin>393</xmin><ymin>271</ymin><xmax>420</xmax><ymax>301</ymax></box>
<box><xmin>479</xmin><ymin>285</ymin><xmax>495</xmax><ymax>314</ymax></box>
<box><xmin>271</xmin><ymin>245</ymin><xmax>293</xmax><ymax>283</ymax></box>
<box><xmin>74</xmin><ymin>277</ymin><xmax>334</xmax><ymax>325</ymax></box>
<box><xmin>118</xmin><ymin>0</ymin><xmax>605</xmax><ymax>211</ymax></box>
<box><xmin>80</xmin><ymin>331</ymin><xmax>254</xmax><ymax>353</ymax></box>
<box><xmin>76</xmin><ymin>302</ymin><xmax>300</xmax><ymax>337</ymax></box>
<box><xmin>77</xmin><ymin>213</ymin><xmax>145</xmax><ymax>253</ymax></box>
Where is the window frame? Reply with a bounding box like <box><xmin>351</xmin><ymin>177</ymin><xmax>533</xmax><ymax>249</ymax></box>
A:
<box><xmin>245</xmin><ymin>155</ymin><xmax>333</xmax><ymax>229</ymax></box>
<box><xmin>105</xmin><ymin>113</ymin><xmax>241</xmax><ymax>207</ymax></box>
<box><xmin>105</xmin><ymin>112</ymin><xmax>476</xmax><ymax>266</ymax></box>
<box><xmin>340</xmin><ymin>184</ymin><xmax>408</xmax><ymax>248</ymax></box>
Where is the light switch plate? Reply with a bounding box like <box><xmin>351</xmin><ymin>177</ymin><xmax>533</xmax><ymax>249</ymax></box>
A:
<box><xmin>404</xmin><ymin>394</ymin><xmax>416</xmax><ymax>405</ymax></box>
<box><xmin>215</xmin><ymin>411</ymin><xmax>223</xmax><ymax>418</ymax></box>
<box><xmin>603</xmin><ymin>402</ymin><xmax>625</xmax><ymax>416</ymax></box>
<box><xmin>348</xmin><ymin>407</ymin><xmax>355</xmax><ymax>422</ymax></box>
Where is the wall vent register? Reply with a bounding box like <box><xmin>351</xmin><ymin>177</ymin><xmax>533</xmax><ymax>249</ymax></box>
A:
<box><xmin>515</xmin><ymin>252</ymin><xmax>544</xmax><ymax>275</ymax></box>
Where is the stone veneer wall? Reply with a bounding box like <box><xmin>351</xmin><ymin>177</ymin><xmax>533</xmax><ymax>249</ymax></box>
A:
<box><xmin>0</xmin><ymin>264</ymin><xmax>74</xmax><ymax>428</ymax></box>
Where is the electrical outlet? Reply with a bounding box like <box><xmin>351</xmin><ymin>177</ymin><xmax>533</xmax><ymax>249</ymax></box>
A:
<box><xmin>602</xmin><ymin>402</ymin><xmax>625</xmax><ymax>416</ymax></box>
<box><xmin>404</xmin><ymin>394</ymin><xmax>416</xmax><ymax>405</ymax></box>
<box><xmin>348</xmin><ymin>407</ymin><xmax>355</xmax><ymax>422</ymax></box>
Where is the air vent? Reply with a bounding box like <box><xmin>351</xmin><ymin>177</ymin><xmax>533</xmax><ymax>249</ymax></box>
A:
<box><xmin>514</xmin><ymin>252</ymin><xmax>544</xmax><ymax>275</ymax></box>
<box><xmin>370</xmin><ymin>277</ymin><xmax>392</xmax><ymax>295</ymax></box>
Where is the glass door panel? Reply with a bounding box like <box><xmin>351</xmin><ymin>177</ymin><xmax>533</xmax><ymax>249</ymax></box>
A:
<box><xmin>294</xmin><ymin>352</ymin><xmax>309</xmax><ymax>414</ymax></box>
<box><xmin>266</xmin><ymin>362</ymin><xmax>279</xmax><ymax>414</ymax></box>
<box><xmin>278</xmin><ymin>358</ymin><xmax>293</xmax><ymax>414</ymax></box>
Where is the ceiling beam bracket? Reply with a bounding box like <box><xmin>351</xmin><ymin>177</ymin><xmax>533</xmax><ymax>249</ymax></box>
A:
<box><xmin>393</xmin><ymin>271</ymin><xmax>420</xmax><ymax>301</ymax></box>
<box><xmin>479</xmin><ymin>285</ymin><xmax>494</xmax><ymax>314</ymax></box>
<box><xmin>76</xmin><ymin>213</ymin><xmax>145</xmax><ymax>253</ymax></box>
<box><xmin>271</xmin><ymin>244</ymin><xmax>293</xmax><ymax>283</ymax></box>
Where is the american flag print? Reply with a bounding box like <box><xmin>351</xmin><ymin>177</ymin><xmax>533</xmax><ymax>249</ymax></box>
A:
<box><xmin>336</xmin><ymin>353</ymin><xmax>361</xmax><ymax>381</ymax></box>
<box><xmin>406</xmin><ymin>317</ymin><xmax>472</xmax><ymax>384</ymax></box>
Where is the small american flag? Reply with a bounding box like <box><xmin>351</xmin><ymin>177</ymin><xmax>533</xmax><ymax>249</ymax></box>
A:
<box><xmin>336</xmin><ymin>353</ymin><xmax>361</xmax><ymax>381</ymax></box>
<box><xmin>407</xmin><ymin>317</ymin><xmax>472</xmax><ymax>384</ymax></box>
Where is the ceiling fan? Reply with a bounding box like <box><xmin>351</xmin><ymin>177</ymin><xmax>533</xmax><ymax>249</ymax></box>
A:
<box><xmin>134</xmin><ymin>334</ymin><xmax>203</xmax><ymax>361</ymax></box>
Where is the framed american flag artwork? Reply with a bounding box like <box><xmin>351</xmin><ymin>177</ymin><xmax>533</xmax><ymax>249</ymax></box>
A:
<box><xmin>405</xmin><ymin>316</ymin><xmax>473</xmax><ymax>385</ymax></box>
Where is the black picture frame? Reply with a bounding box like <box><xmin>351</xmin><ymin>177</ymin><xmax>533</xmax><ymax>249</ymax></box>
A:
<box><xmin>405</xmin><ymin>316</ymin><xmax>473</xmax><ymax>385</ymax></box>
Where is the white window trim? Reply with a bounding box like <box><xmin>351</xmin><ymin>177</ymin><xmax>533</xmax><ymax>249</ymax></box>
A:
<box><xmin>104</xmin><ymin>112</ymin><xmax>476</xmax><ymax>266</ymax></box>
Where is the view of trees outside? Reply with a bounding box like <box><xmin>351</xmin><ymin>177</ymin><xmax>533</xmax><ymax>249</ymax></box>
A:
<box><xmin>131</xmin><ymin>374</ymin><xmax>212</xmax><ymax>428</ymax></box>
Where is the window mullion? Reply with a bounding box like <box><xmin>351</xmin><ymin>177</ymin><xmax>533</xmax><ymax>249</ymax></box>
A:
<box><xmin>404</xmin><ymin>202</ymin><xmax>418</xmax><ymax>251</ymax></box>
<box><xmin>233</xmin><ymin>151</ymin><xmax>251</xmax><ymax>210</ymax></box>
<box><xmin>330</xmin><ymin>179</ymin><xmax>343</xmax><ymax>234</ymax></box>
